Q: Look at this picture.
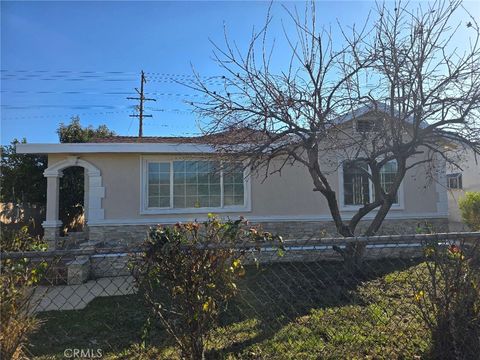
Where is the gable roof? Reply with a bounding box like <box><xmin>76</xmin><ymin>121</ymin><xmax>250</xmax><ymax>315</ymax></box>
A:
<box><xmin>334</xmin><ymin>101</ymin><xmax>422</xmax><ymax>126</ymax></box>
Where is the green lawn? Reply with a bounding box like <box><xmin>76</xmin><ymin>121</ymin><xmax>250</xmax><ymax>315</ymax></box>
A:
<box><xmin>28</xmin><ymin>259</ymin><xmax>430</xmax><ymax>359</ymax></box>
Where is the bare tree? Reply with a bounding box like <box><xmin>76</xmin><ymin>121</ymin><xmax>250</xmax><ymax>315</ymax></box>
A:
<box><xmin>188</xmin><ymin>1</ymin><xmax>480</xmax><ymax>245</ymax></box>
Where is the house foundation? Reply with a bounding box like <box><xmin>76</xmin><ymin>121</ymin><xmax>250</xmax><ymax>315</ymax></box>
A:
<box><xmin>88</xmin><ymin>217</ymin><xmax>449</xmax><ymax>246</ymax></box>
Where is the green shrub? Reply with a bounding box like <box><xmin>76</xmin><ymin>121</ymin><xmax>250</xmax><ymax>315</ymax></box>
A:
<box><xmin>413</xmin><ymin>241</ymin><xmax>480</xmax><ymax>359</ymax></box>
<box><xmin>0</xmin><ymin>227</ymin><xmax>47</xmax><ymax>360</ymax></box>
<box><xmin>459</xmin><ymin>191</ymin><xmax>480</xmax><ymax>231</ymax></box>
<box><xmin>133</xmin><ymin>215</ymin><xmax>280</xmax><ymax>360</ymax></box>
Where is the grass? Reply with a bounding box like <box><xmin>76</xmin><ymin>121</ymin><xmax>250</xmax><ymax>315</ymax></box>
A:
<box><xmin>28</xmin><ymin>258</ymin><xmax>430</xmax><ymax>359</ymax></box>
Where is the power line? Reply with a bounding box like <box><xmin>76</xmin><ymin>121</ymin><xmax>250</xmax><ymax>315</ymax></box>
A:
<box><xmin>0</xmin><ymin>69</ymin><xmax>138</xmax><ymax>75</ymax></box>
<box><xmin>0</xmin><ymin>76</ymin><xmax>136</xmax><ymax>82</ymax></box>
<box><xmin>1</xmin><ymin>70</ymin><xmax>212</xmax><ymax>78</ymax></box>
<box><xmin>1</xmin><ymin>90</ymin><xmax>129</xmax><ymax>95</ymax></box>
<box><xmin>1</xmin><ymin>106</ymin><xmax>194</xmax><ymax>116</ymax></box>
<box><xmin>1</xmin><ymin>90</ymin><xmax>202</xmax><ymax>98</ymax></box>
<box><xmin>1</xmin><ymin>109</ymin><xmax>133</xmax><ymax>120</ymax></box>
<box><xmin>1</xmin><ymin>76</ymin><xmax>230</xmax><ymax>86</ymax></box>
<box><xmin>1</xmin><ymin>70</ymin><xmax>214</xmax><ymax>79</ymax></box>
<box><xmin>1</xmin><ymin>70</ymin><xmax>231</xmax><ymax>84</ymax></box>
<box><xmin>127</xmin><ymin>70</ymin><xmax>156</xmax><ymax>137</ymax></box>
<box><xmin>1</xmin><ymin>104</ymin><xmax>135</xmax><ymax>109</ymax></box>
<box><xmin>146</xmin><ymin>107</ymin><xmax>192</xmax><ymax>115</ymax></box>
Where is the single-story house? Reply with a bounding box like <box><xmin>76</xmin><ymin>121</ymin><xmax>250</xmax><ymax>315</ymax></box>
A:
<box><xmin>17</xmin><ymin>110</ymin><xmax>449</xmax><ymax>249</ymax></box>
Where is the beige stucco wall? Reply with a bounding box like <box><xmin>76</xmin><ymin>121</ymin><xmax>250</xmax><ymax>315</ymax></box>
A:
<box><xmin>48</xmin><ymin>150</ymin><xmax>445</xmax><ymax>226</ymax></box>
<box><xmin>447</xmin><ymin>150</ymin><xmax>480</xmax><ymax>230</ymax></box>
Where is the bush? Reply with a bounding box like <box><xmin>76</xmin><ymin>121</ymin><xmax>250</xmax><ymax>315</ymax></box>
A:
<box><xmin>0</xmin><ymin>227</ymin><xmax>47</xmax><ymax>360</ymax></box>
<box><xmin>133</xmin><ymin>215</ymin><xmax>281</xmax><ymax>360</ymax></box>
<box><xmin>413</xmin><ymin>240</ymin><xmax>480</xmax><ymax>359</ymax></box>
<box><xmin>459</xmin><ymin>191</ymin><xmax>480</xmax><ymax>231</ymax></box>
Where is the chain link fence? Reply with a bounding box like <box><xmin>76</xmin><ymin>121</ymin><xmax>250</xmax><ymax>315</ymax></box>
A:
<box><xmin>2</xmin><ymin>230</ymin><xmax>479</xmax><ymax>359</ymax></box>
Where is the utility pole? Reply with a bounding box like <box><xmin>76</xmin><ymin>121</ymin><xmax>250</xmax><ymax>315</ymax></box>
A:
<box><xmin>127</xmin><ymin>70</ymin><xmax>156</xmax><ymax>137</ymax></box>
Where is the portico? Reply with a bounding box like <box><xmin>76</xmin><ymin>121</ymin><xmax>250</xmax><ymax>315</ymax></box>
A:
<box><xmin>42</xmin><ymin>156</ymin><xmax>105</xmax><ymax>249</ymax></box>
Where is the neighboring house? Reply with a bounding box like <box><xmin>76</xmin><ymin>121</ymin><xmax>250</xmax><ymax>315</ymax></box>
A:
<box><xmin>17</xmin><ymin>110</ymin><xmax>449</xmax><ymax>249</ymax></box>
<box><xmin>447</xmin><ymin>149</ymin><xmax>480</xmax><ymax>231</ymax></box>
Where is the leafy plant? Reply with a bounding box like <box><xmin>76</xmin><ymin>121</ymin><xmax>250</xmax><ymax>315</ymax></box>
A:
<box><xmin>415</xmin><ymin>221</ymin><xmax>435</xmax><ymax>235</ymax></box>
<box><xmin>0</xmin><ymin>139</ymin><xmax>47</xmax><ymax>205</ymax></box>
<box><xmin>56</xmin><ymin>116</ymin><xmax>116</xmax><ymax>143</ymax></box>
<box><xmin>133</xmin><ymin>215</ymin><xmax>281</xmax><ymax>360</ymax></box>
<box><xmin>412</xmin><ymin>240</ymin><xmax>480</xmax><ymax>359</ymax></box>
<box><xmin>0</xmin><ymin>227</ymin><xmax>47</xmax><ymax>360</ymax></box>
<box><xmin>459</xmin><ymin>191</ymin><xmax>480</xmax><ymax>231</ymax></box>
<box><xmin>0</xmin><ymin>139</ymin><xmax>47</xmax><ymax>237</ymax></box>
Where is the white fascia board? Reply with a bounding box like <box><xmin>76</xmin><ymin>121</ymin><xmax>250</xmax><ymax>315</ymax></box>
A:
<box><xmin>16</xmin><ymin>142</ymin><xmax>216</xmax><ymax>154</ymax></box>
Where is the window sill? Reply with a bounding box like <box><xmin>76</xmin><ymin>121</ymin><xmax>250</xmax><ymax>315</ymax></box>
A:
<box><xmin>340</xmin><ymin>204</ymin><xmax>404</xmax><ymax>212</ymax></box>
<box><xmin>140</xmin><ymin>205</ymin><xmax>252</xmax><ymax>215</ymax></box>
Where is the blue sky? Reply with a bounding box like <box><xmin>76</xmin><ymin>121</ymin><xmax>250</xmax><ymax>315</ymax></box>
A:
<box><xmin>1</xmin><ymin>1</ymin><xmax>479</xmax><ymax>144</ymax></box>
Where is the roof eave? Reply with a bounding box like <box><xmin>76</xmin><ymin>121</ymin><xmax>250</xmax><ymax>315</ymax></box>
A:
<box><xmin>16</xmin><ymin>142</ymin><xmax>217</xmax><ymax>154</ymax></box>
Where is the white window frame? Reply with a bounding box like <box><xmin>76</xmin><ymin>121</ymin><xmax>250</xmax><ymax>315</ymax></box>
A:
<box><xmin>140</xmin><ymin>155</ymin><xmax>252</xmax><ymax>215</ymax></box>
<box><xmin>338</xmin><ymin>159</ymin><xmax>404</xmax><ymax>211</ymax></box>
<box><xmin>447</xmin><ymin>173</ymin><xmax>463</xmax><ymax>190</ymax></box>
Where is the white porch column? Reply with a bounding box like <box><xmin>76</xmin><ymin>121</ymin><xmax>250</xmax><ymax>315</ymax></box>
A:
<box><xmin>43</xmin><ymin>173</ymin><xmax>63</xmax><ymax>249</ymax></box>
<box><xmin>84</xmin><ymin>168</ymin><xmax>89</xmax><ymax>222</ymax></box>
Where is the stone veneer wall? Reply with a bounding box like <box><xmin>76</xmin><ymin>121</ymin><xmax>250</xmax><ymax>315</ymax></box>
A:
<box><xmin>89</xmin><ymin>218</ymin><xmax>449</xmax><ymax>246</ymax></box>
<box><xmin>43</xmin><ymin>227</ymin><xmax>62</xmax><ymax>249</ymax></box>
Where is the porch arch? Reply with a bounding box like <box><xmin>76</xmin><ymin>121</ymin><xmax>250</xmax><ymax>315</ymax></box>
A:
<box><xmin>43</xmin><ymin>156</ymin><xmax>105</xmax><ymax>248</ymax></box>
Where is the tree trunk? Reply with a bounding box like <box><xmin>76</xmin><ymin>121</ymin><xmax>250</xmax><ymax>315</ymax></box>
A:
<box><xmin>319</xmin><ymin>188</ymin><xmax>365</xmax><ymax>272</ymax></box>
<box><xmin>185</xmin><ymin>336</ymin><xmax>205</xmax><ymax>360</ymax></box>
<box><xmin>342</xmin><ymin>241</ymin><xmax>367</xmax><ymax>274</ymax></box>
<box><xmin>365</xmin><ymin>199</ymin><xmax>394</xmax><ymax>236</ymax></box>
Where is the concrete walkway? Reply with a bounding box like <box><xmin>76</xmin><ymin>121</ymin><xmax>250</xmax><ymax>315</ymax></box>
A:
<box><xmin>31</xmin><ymin>276</ymin><xmax>136</xmax><ymax>312</ymax></box>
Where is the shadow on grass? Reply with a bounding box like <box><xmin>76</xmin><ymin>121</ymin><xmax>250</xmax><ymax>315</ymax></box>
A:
<box><xmin>28</xmin><ymin>294</ymin><xmax>172</xmax><ymax>358</ymax></box>
<box><xmin>28</xmin><ymin>257</ymin><xmax>422</xmax><ymax>359</ymax></box>
<box><xmin>209</xmin><ymin>257</ymin><xmax>422</xmax><ymax>358</ymax></box>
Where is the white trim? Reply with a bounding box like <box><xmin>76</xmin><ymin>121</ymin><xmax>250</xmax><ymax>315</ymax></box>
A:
<box><xmin>43</xmin><ymin>156</ymin><xmax>105</xmax><ymax>221</ymax></box>
<box><xmin>435</xmin><ymin>156</ymin><xmax>449</xmax><ymax>214</ymax></box>
<box><xmin>44</xmin><ymin>156</ymin><xmax>100</xmax><ymax>177</ymax></box>
<box><xmin>141</xmin><ymin>160</ymin><xmax>171</xmax><ymax>211</ymax></box>
<box><xmin>220</xmin><ymin>166</ymin><xmax>224</xmax><ymax>208</ymax></box>
<box><xmin>16</xmin><ymin>143</ymin><xmax>216</xmax><ymax>154</ymax></box>
<box><xmin>139</xmin><ymin>156</ymin><xmax>252</xmax><ymax>215</ymax></box>
<box><xmin>338</xmin><ymin>159</ymin><xmax>405</xmax><ymax>211</ymax></box>
<box><xmin>42</xmin><ymin>220</ymin><xmax>63</xmax><ymax>227</ymax></box>
<box><xmin>446</xmin><ymin>173</ymin><xmax>463</xmax><ymax>189</ymax></box>
<box><xmin>169</xmin><ymin>161</ymin><xmax>174</xmax><ymax>208</ymax></box>
<box><xmin>87</xmin><ymin>211</ymin><xmax>448</xmax><ymax>227</ymax></box>
<box><xmin>140</xmin><ymin>206</ymin><xmax>252</xmax><ymax>215</ymax></box>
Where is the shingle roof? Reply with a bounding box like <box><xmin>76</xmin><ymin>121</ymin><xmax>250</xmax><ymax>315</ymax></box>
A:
<box><xmin>89</xmin><ymin>128</ymin><xmax>270</xmax><ymax>145</ymax></box>
<box><xmin>89</xmin><ymin>136</ymin><xmax>206</xmax><ymax>144</ymax></box>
